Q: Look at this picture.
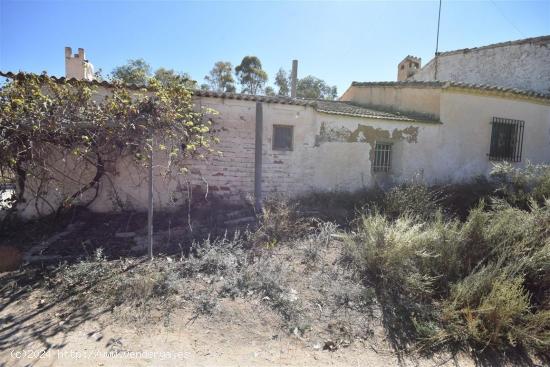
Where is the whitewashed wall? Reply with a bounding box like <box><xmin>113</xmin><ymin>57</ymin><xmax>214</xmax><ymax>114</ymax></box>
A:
<box><xmin>15</xmin><ymin>89</ymin><xmax>550</xmax><ymax>219</ymax></box>
<box><xmin>412</xmin><ymin>37</ymin><xmax>550</xmax><ymax>94</ymax></box>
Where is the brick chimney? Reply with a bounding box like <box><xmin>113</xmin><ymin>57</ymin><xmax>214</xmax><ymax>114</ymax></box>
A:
<box><xmin>397</xmin><ymin>55</ymin><xmax>421</xmax><ymax>81</ymax></box>
<box><xmin>65</xmin><ymin>47</ymin><xmax>95</xmax><ymax>81</ymax></box>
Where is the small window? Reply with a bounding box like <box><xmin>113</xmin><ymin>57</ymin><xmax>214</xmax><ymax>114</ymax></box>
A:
<box><xmin>373</xmin><ymin>142</ymin><xmax>392</xmax><ymax>172</ymax></box>
<box><xmin>489</xmin><ymin>117</ymin><xmax>524</xmax><ymax>162</ymax></box>
<box><xmin>273</xmin><ymin>125</ymin><xmax>293</xmax><ymax>151</ymax></box>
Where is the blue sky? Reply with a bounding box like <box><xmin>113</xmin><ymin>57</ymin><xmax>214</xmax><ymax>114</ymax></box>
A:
<box><xmin>1</xmin><ymin>1</ymin><xmax>549</xmax><ymax>95</ymax></box>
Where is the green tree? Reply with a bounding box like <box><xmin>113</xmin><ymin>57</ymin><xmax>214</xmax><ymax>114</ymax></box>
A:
<box><xmin>0</xmin><ymin>73</ymin><xmax>217</xmax><ymax>219</ymax></box>
<box><xmin>154</xmin><ymin>68</ymin><xmax>197</xmax><ymax>89</ymax></box>
<box><xmin>235</xmin><ymin>56</ymin><xmax>268</xmax><ymax>95</ymax></box>
<box><xmin>296</xmin><ymin>75</ymin><xmax>337</xmax><ymax>100</ymax></box>
<box><xmin>205</xmin><ymin>61</ymin><xmax>236</xmax><ymax>93</ymax></box>
<box><xmin>265</xmin><ymin>86</ymin><xmax>276</xmax><ymax>96</ymax></box>
<box><xmin>274</xmin><ymin>68</ymin><xmax>290</xmax><ymax>96</ymax></box>
<box><xmin>111</xmin><ymin>58</ymin><xmax>152</xmax><ymax>85</ymax></box>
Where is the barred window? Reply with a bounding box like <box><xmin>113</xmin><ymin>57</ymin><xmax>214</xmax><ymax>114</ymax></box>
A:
<box><xmin>273</xmin><ymin>125</ymin><xmax>293</xmax><ymax>151</ymax></box>
<box><xmin>373</xmin><ymin>142</ymin><xmax>392</xmax><ymax>172</ymax></box>
<box><xmin>489</xmin><ymin>117</ymin><xmax>524</xmax><ymax>162</ymax></box>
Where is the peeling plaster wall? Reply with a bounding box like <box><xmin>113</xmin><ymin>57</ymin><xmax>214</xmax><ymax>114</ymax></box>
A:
<box><xmin>412</xmin><ymin>38</ymin><xmax>550</xmax><ymax>94</ymax></box>
<box><xmin>310</xmin><ymin>114</ymin><xmax>441</xmax><ymax>190</ymax></box>
<box><xmin>16</xmin><ymin>90</ymin><xmax>550</xmax><ymax>219</ymax></box>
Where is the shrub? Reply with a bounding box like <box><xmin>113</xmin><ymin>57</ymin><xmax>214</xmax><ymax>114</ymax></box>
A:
<box><xmin>491</xmin><ymin>162</ymin><xmax>550</xmax><ymax>208</ymax></box>
<box><xmin>382</xmin><ymin>183</ymin><xmax>443</xmax><ymax>221</ymax></box>
<box><xmin>253</xmin><ymin>198</ymin><xmax>311</xmax><ymax>247</ymax></box>
<box><xmin>49</xmin><ymin>249</ymin><xmax>180</xmax><ymax>309</ymax></box>
<box><xmin>343</xmin><ymin>198</ymin><xmax>550</xmax><ymax>354</ymax></box>
<box><xmin>182</xmin><ymin>232</ymin><xmax>248</xmax><ymax>277</ymax></box>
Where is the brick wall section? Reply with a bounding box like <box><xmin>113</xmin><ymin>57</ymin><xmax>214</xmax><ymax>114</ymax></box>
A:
<box><xmin>187</xmin><ymin>98</ymin><xmax>257</xmax><ymax>202</ymax></box>
<box><xmin>186</xmin><ymin>99</ymin><xmax>320</xmax><ymax>202</ymax></box>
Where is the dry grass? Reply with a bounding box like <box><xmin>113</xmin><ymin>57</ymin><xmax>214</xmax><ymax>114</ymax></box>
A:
<box><xmin>5</xmin><ymin>164</ymin><xmax>550</xmax><ymax>361</ymax></box>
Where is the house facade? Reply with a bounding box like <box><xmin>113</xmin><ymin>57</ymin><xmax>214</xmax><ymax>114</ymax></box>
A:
<box><xmin>400</xmin><ymin>35</ymin><xmax>550</xmax><ymax>94</ymax></box>
<box><xmin>3</xmin><ymin>38</ymin><xmax>550</xmax><ymax>218</ymax></box>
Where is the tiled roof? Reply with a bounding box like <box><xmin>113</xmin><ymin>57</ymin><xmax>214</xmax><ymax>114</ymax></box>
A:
<box><xmin>1</xmin><ymin>71</ymin><xmax>423</xmax><ymax>121</ymax></box>
<box><xmin>193</xmin><ymin>89</ymin><xmax>315</xmax><ymax>106</ymax></box>
<box><xmin>351</xmin><ymin>80</ymin><xmax>550</xmax><ymax>100</ymax></box>
<box><xmin>314</xmin><ymin>100</ymin><xmax>419</xmax><ymax>121</ymax></box>
<box><xmin>436</xmin><ymin>35</ymin><xmax>550</xmax><ymax>57</ymax></box>
<box><xmin>0</xmin><ymin>71</ymin><xmax>147</xmax><ymax>90</ymax></box>
<box><xmin>0</xmin><ymin>71</ymin><xmax>316</xmax><ymax>107</ymax></box>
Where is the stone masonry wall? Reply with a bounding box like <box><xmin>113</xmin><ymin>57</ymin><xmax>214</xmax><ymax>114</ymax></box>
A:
<box><xmin>412</xmin><ymin>36</ymin><xmax>550</xmax><ymax>94</ymax></box>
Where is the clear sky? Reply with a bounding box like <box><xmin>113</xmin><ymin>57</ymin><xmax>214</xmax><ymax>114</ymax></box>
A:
<box><xmin>1</xmin><ymin>0</ymin><xmax>549</xmax><ymax>95</ymax></box>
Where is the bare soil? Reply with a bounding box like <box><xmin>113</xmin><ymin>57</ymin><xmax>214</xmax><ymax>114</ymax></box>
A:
<box><xmin>0</xmin><ymin>287</ymin><xmax>473</xmax><ymax>367</ymax></box>
<box><xmin>0</xmin><ymin>208</ymin><xmax>537</xmax><ymax>367</ymax></box>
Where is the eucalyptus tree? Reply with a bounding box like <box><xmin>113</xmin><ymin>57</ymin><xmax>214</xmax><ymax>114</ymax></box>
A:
<box><xmin>235</xmin><ymin>56</ymin><xmax>268</xmax><ymax>95</ymax></box>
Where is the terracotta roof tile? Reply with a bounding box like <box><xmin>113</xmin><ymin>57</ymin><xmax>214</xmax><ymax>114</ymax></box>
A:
<box><xmin>314</xmin><ymin>100</ymin><xmax>421</xmax><ymax>122</ymax></box>
<box><xmin>436</xmin><ymin>35</ymin><xmax>550</xmax><ymax>57</ymax></box>
<box><xmin>351</xmin><ymin>80</ymin><xmax>550</xmax><ymax>100</ymax></box>
<box><xmin>1</xmin><ymin>71</ymin><xmax>426</xmax><ymax>121</ymax></box>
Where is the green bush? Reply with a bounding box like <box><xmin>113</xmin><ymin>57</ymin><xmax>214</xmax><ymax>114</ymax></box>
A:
<box><xmin>253</xmin><ymin>198</ymin><xmax>311</xmax><ymax>247</ymax></box>
<box><xmin>343</xmin><ymin>196</ymin><xmax>550</xmax><ymax>354</ymax></box>
<box><xmin>382</xmin><ymin>183</ymin><xmax>443</xmax><ymax>221</ymax></box>
<box><xmin>491</xmin><ymin>162</ymin><xmax>550</xmax><ymax>208</ymax></box>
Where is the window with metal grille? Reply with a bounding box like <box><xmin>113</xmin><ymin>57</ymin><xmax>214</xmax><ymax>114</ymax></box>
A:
<box><xmin>489</xmin><ymin>117</ymin><xmax>524</xmax><ymax>162</ymax></box>
<box><xmin>273</xmin><ymin>125</ymin><xmax>293</xmax><ymax>151</ymax></box>
<box><xmin>373</xmin><ymin>142</ymin><xmax>392</xmax><ymax>172</ymax></box>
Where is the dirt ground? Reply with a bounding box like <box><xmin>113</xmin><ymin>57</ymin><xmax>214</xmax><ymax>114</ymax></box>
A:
<box><xmin>0</xmin><ymin>208</ymin><xmax>540</xmax><ymax>367</ymax></box>
<box><xmin>0</xmin><ymin>288</ymin><xmax>474</xmax><ymax>367</ymax></box>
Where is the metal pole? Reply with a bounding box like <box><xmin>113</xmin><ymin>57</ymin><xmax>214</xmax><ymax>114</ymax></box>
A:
<box><xmin>254</xmin><ymin>102</ymin><xmax>263</xmax><ymax>213</ymax></box>
<box><xmin>290</xmin><ymin>60</ymin><xmax>298</xmax><ymax>98</ymax></box>
<box><xmin>434</xmin><ymin>0</ymin><xmax>442</xmax><ymax>80</ymax></box>
<box><xmin>148</xmin><ymin>133</ymin><xmax>154</xmax><ymax>260</ymax></box>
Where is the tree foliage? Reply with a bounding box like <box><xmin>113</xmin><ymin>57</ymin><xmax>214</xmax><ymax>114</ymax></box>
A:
<box><xmin>235</xmin><ymin>56</ymin><xmax>268</xmax><ymax>95</ymax></box>
<box><xmin>296</xmin><ymin>75</ymin><xmax>337</xmax><ymax>100</ymax></box>
<box><xmin>205</xmin><ymin>61</ymin><xmax>236</xmax><ymax>93</ymax></box>
<box><xmin>154</xmin><ymin>68</ymin><xmax>198</xmax><ymax>89</ymax></box>
<box><xmin>111</xmin><ymin>58</ymin><xmax>152</xmax><ymax>85</ymax></box>
<box><xmin>274</xmin><ymin>68</ymin><xmax>290</xmax><ymax>97</ymax></box>
<box><xmin>0</xmin><ymin>73</ymin><xmax>217</xmax><ymax>219</ymax></box>
<box><xmin>264</xmin><ymin>86</ymin><xmax>276</xmax><ymax>96</ymax></box>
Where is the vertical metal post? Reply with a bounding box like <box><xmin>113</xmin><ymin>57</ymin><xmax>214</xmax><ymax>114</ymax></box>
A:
<box><xmin>290</xmin><ymin>60</ymin><xmax>298</xmax><ymax>98</ymax></box>
<box><xmin>434</xmin><ymin>0</ymin><xmax>442</xmax><ymax>80</ymax></box>
<box><xmin>254</xmin><ymin>102</ymin><xmax>263</xmax><ymax>213</ymax></box>
<box><xmin>148</xmin><ymin>133</ymin><xmax>154</xmax><ymax>260</ymax></box>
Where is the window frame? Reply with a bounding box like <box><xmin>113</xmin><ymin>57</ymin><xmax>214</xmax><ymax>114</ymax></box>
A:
<box><xmin>372</xmin><ymin>141</ymin><xmax>393</xmax><ymax>173</ymax></box>
<box><xmin>272</xmin><ymin>124</ymin><xmax>294</xmax><ymax>151</ymax></box>
<box><xmin>488</xmin><ymin>117</ymin><xmax>524</xmax><ymax>162</ymax></box>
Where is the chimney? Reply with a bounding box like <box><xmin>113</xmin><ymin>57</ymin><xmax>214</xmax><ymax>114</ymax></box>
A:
<box><xmin>290</xmin><ymin>60</ymin><xmax>298</xmax><ymax>98</ymax></box>
<box><xmin>397</xmin><ymin>55</ymin><xmax>421</xmax><ymax>81</ymax></box>
<box><xmin>65</xmin><ymin>46</ymin><xmax>95</xmax><ymax>81</ymax></box>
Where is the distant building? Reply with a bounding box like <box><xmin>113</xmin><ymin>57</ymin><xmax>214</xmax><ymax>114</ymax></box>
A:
<box><xmin>397</xmin><ymin>56</ymin><xmax>421</xmax><ymax>81</ymax></box>
<box><xmin>2</xmin><ymin>40</ymin><xmax>550</xmax><ymax>218</ymax></box>
<box><xmin>399</xmin><ymin>36</ymin><xmax>550</xmax><ymax>94</ymax></box>
<box><xmin>65</xmin><ymin>47</ymin><xmax>95</xmax><ymax>81</ymax></box>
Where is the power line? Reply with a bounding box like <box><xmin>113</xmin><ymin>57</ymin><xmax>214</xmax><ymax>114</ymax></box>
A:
<box><xmin>490</xmin><ymin>0</ymin><xmax>525</xmax><ymax>38</ymax></box>
<box><xmin>435</xmin><ymin>0</ymin><xmax>442</xmax><ymax>55</ymax></box>
<box><xmin>434</xmin><ymin>0</ymin><xmax>442</xmax><ymax>80</ymax></box>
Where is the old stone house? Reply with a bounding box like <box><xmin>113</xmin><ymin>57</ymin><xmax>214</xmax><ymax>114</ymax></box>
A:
<box><xmin>399</xmin><ymin>35</ymin><xmax>550</xmax><ymax>94</ymax></box>
<box><xmin>3</xmin><ymin>38</ymin><xmax>550</xmax><ymax>218</ymax></box>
